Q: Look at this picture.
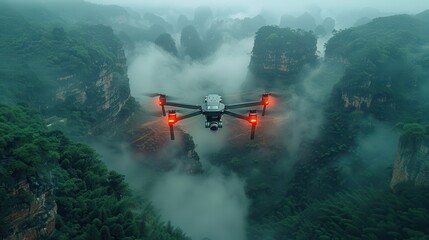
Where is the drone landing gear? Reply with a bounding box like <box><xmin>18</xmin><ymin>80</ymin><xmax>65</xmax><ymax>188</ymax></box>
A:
<box><xmin>250</xmin><ymin>125</ymin><xmax>256</xmax><ymax>140</ymax></box>
<box><xmin>169</xmin><ymin>125</ymin><xmax>175</xmax><ymax>140</ymax></box>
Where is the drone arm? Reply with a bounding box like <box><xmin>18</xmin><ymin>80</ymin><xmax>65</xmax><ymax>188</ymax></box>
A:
<box><xmin>223</xmin><ymin>110</ymin><xmax>248</xmax><ymax>121</ymax></box>
<box><xmin>225</xmin><ymin>101</ymin><xmax>262</xmax><ymax>110</ymax></box>
<box><xmin>167</xmin><ymin>110</ymin><xmax>201</xmax><ymax>140</ymax></box>
<box><xmin>177</xmin><ymin>111</ymin><xmax>202</xmax><ymax>122</ymax></box>
<box><xmin>224</xmin><ymin>110</ymin><xmax>258</xmax><ymax>140</ymax></box>
<box><xmin>165</xmin><ymin>102</ymin><xmax>201</xmax><ymax>110</ymax></box>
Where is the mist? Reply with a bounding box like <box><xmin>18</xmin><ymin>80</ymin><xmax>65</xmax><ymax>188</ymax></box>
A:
<box><xmin>279</xmin><ymin>63</ymin><xmax>343</xmax><ymax>155</ymax></box>
<box><xmin>100</xmin><ymin>37</ymin><xmax>255</xmax><ymax>240</ymax></box>
<box><xmin>129</xmin><ymin>37</ymin><xmax>254</xmax><ymax>153</ymax></box>
<box><xmin>85</xmin><ymin>0</ymin><xmax>429</xmax><ymax>32</ymax></box>
<box><xmin>151</xmin><ymin>170</ymin><xmax>248</xmax><ymax>240</ymax></box>
<box><xmin>87</xmin><ymin>0</ymin><xmax>429</xmax><ymax>15</ymax></box>
<box><xmin>339</xmin><ymin>121</ymin><xmax>400</xmax><ymax>187</ymax></box>
<box><xmin>91</xmin><ymin>138</ymin><xmax>249</xmax><ymax>240</ymax></box>
<box><xmin>124</xmin><ymin>15</ymin><xmax>348</xmax><ymax>236</ymax></box>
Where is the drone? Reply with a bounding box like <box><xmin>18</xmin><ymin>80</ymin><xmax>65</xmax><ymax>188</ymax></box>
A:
<box><xmin>149</xmin><ymin>93</ymin><xmax>271</xmax><ymax>140</ymax></box>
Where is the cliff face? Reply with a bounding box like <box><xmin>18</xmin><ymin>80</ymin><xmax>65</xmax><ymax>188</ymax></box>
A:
<box><xmin>54</xmin><ymin>40</ymin><xmax>130</xmax><ymax>134</ymax></box>
<box><xmin>0</xmin><ymin>7</ymin><xmax>132</xmax><ymax>135</ymax></box>
<box><xmin>250</xmin><ymin>51</ymin><xmax>298</xmax><ymax>73</ymax></box>
<box><xmin>247</xmin><ymin>26</ymin><xmax>317</xmax><ymax>85</ymax></box>
<box><xmin>4</xmin><ymin>179</ymin><xmax>57</xmax><ymax>240</ymax></box>
<box><xmin>131</xmin><ymin>122</ymin><xmax>202</xmax><ymax>174</ymax></box>
<box><xmin>391</xmin><ymin>138</ymin><xmax>429</xmax><ymax>190</ymax></box>
<box><xmin>325</xmin><ymin>15</ymin><xmax>429</xmax><ymax>119</ymax></box>
<box><xmin>340</xmin><ymin>89</ymin><xmax>395</xmax><ymax>112</ymax></box>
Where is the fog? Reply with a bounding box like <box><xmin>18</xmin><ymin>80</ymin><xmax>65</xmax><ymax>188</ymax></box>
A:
<box><xmin>339</xmin><ymin>121</ymin><xmax>400</xmax><ymax>187</ymax></box>
<box><xmin>92</xmin><ymin>140</ymin><xmax>249</xmax><ymax>240</ymax></box>
<box><xmin>151</xmin><ymin>170</ymin><xmax>248</xmax><ymax>240</ymax></box>
<box><xmin>101</xmin><ymin>37</ymin><xmax>254</xmax><ymax>240</ymax></box>
<box><xmin>129</xmin><ymin>37</ymin><xmax>254</xmax><ymax>152</ymax></box>
<box><xmin>123</xmin><ymin>24</ymin><xmax>346</xmax><ymax>237</ymax></box>
<box><xmin>87</xmin><ymin>0</ymin><xmax>429</xmax><ymax>15</ymax></box>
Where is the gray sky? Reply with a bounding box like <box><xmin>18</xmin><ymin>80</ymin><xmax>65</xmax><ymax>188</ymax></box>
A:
<box><xmin>86</xmin><ymin>0</ymin><xmax>429</xmax><ymax>15</ymax></box>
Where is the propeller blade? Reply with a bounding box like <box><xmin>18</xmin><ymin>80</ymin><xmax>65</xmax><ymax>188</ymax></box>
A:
<box><xmin>141</xmin><ymin>92</ymin><xmax>163</xmax><ymax>97</ymax></box>
<box><xmin>141</xmin><ymin>92</ymin><xmax>180</xmax><ymax>100</ymax></box>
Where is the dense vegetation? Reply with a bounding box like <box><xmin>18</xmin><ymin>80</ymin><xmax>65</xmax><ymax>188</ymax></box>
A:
<box><xmin>0</xmin><ymin>2</ymin><xmax>132</xmax><ymax>137</ymax></box>
<box><xmin>0</xmin><ymin>4</ymin><xmax>123</xmax><ymax>102</ymax></box>
<box><xmin>325</xmin><ymin>15</ymin><xmax>429</xmax><ymax>121</ymax></box>
<box><xmin>0</xmin><ymin>104</ymin><xmax>190</xmax><ymax>240</ymax></box>
<box><xmin>217</xmin><ymin>13</ymin><xmax>429</xmax><ymax>240</ymax></box>
<box><xmin>275</xmin><ymin>187</ymin><xmax>429</xmax><ymax>240</ymax></box>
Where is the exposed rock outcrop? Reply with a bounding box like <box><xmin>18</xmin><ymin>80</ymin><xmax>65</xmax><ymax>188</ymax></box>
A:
<box><xmin>4</xmin><ymin>179</ymin><xmax>57</xmax><ymax>240</ymax></box>
<box><xmin>247</xmin><ymin>26</ymin><xmax>317</xmax><ymax>85</ymax></box>
<box><xmin>130</xmin><ymin>122</ymin><xmax>202</xmax><ymax>174</ymax></box>
<box><xmin>391</xmin><ymin>138</ymin><xmax>429</xmax><ymax>190</ymax></box>
<box><xmin>340</xmin><ymin>90</ymin><xmax>394</xmax><ymax>112</ymax></box>
<box><xmin>55</xmin><ymin>44</ymin><xmax>130</xmax><ymax>134</ymax></box>
<box><xmin>0</xmin><ymin>7</ymin><xmax>132</xmax><ymax>136</ymax></box>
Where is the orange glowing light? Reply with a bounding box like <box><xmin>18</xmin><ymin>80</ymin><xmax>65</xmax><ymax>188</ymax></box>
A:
<box><xmin>265</xmin><ymin>101</ymin><xmax>269</xmax><ymax>105</ymax></box>
<box><xmin>250</xmin><ymin>119</ymin><xmax>257</xmax><ymax>123</ymax></box>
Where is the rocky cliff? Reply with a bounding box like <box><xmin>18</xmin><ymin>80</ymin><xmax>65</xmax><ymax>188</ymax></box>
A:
<box><xmin>131</xmin><ymin>122</ymin><xmax>202</xmax><ymax>174</ymax></box>
<box><xmin>0</xmin><ymin>5</ymin><xmax>132</xmax><ymax>135</ymax></box>
<box><xmin>339</xmin><ymin>89</ymin><xmax>395</xmax><ymax>113</ymax></box>
<box><xmin>52</xmin><ymin>25</ymin><xmax>131</xmax><ymax>135</ymax></box>
<box><xmin>247</xmin><ymin>25</ymin><xmax>317</xmax><ymax>85</ymax></box>
<box><xmin>325</xmin><ymin>14</ymin><xmax>429</xmax><ymax>119</ymax></box>
<box><xmin>4</xmin><ymin>179</ymin><xmax>56</xmax><ymax>240</ymax></box>
<box><xmin>391</xmin><ymin>138</ymin><xmax>429</xmax><ymax>190</ymax></box>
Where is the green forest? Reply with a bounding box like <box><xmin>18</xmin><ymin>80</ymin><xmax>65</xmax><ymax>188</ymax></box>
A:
<box><xmin>0</xmin><ymin>104</ymin><xmax>190</xmax><ymax>240</ymax></box>
<box><xmin>241</xmin><ymin>13</ymin><xmax>429</xmax><ymax>240</ymax></box>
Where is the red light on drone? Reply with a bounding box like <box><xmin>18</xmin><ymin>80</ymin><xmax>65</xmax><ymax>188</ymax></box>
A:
<box><xmin>168</xmin><ymin>111</ymin><xmax>177</xmax><ymax>125</ymax></box>
<box><xmin>248</xmin><ymin>113</ymin><xmax>257</xmax><ymax>124</ymax></box>
<box><xmin>159</xmin><ymin>95</ymin><xmax>166</xmax><ymax>106</ymax></box>
<box><xmin>262</xmin><ymin>95</ymin><xmax>269</xmax><ymax>106</ymax></box>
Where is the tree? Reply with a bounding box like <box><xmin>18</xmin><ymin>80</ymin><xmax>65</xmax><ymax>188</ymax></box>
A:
<box><xmin>100</xmin><ymin>225</ymin><xmax>111</xmax><ymax>240</ymax></box>
<box><xmin>86</xmin><ymin>224</ymin><xmax>100</xmax><ymax>240</ymax></box>
<box><xmin>106</xmin><ymin>171</ymin><xmax>128</xmax><ymax>199</ymax></box>
<box><xmin>111</xmin><ymin>224</ymin><xmax>125</xmax><ymax>239</ymax></box>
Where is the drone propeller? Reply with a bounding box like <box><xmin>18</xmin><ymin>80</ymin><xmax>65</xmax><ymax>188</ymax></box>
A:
<box><xmin>141</xmin><ymin>92</ymin><xmax>180</xmax><ymax>100</ymax></box>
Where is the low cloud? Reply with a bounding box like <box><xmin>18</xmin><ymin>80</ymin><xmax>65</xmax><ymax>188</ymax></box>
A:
<box><xmin>339</xmin><ymin>121</ymin><xmax>400</xmax><ymax>187</ymax></box>
<box><xmin>128</xmin><ymin>37</ymin><xmax>254</xmax><ymax>153</ymax></box>
<box><xmin>125</xmin><ymin>38</ymin><xmax>255</xmax><ymax>240</ymax></box>
<box><xmin>150</xmin><ymin>169</ymin><xmax>249</xmax><ymax>240</ymax></box>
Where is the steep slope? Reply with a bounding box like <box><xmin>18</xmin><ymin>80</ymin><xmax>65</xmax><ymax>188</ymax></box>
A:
<box><xmin>391</xmin><ymin>123</ymin><xmax>429</xmax><ymax>190</ymax></box>
<box><xmin>0</xmin><ymin>3</ymin><xmax>132</xmax><ymax>136</ymax></box>
<box><xmin>0</xmin><ymin>103</ymin><xmax>190</xmax><ymax>240</ymax></box>
<box><xmin>233</xmin><ymin>13</ymin><xmax>429</xmax><ymax>240</ymax></box>
<box><xmin>247</xmin><ymin>25</ymin><xmax>317</xmax><ymax>86</ymax></box>
<box><xmin>326</xmin><ymin>14</ymin><xmax>429</xmax><ymax>120</ymax></box>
